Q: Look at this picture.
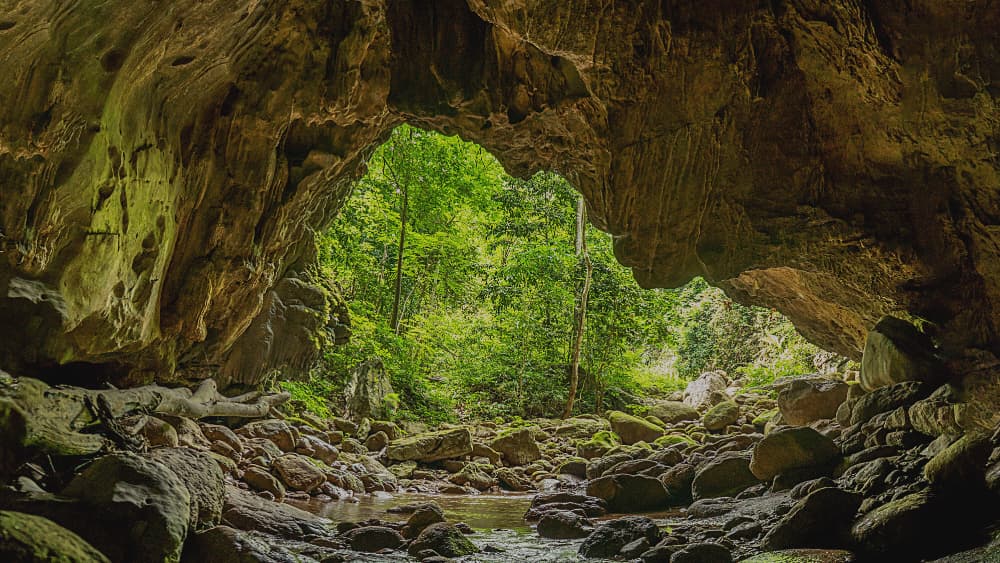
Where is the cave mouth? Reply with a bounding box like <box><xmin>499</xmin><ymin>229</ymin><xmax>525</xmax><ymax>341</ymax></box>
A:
<box><xmin>280</xmin><ymin>124</ymin><xmax>840</xmax><ymax>425</ymax></box>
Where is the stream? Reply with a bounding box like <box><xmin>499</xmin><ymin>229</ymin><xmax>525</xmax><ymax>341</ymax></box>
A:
<box><xmin>289</xmin><ymin>492</ymin><xmax>688</xmax><ymax>562</ymax></box>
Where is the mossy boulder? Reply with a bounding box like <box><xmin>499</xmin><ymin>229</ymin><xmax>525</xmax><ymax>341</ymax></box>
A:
<box><xmin>750</xmin><ymin>427</ymin><xmax>839</xmax><ymax>481</ymax></box>
<box><xmin>654</xmin><ymin>434</ymin><xmax>696</xmax><ymax>448</ymax></box>
<box><xmin>607</xmin><ymin>411</ymin><xmax>663</xmax><ymax>445</ymax></box>
<box><xmin>407</xmin><ymin>523</ymin><xmax>479</xmax><ymax>558</ymax></box>
<box><xmin>0</xmin><ymin>510</ymin><xmax>110</xmax><ymax>563</ymax></box>
<box><xmin>702</xmin><ymin>400</ymin><xmax>740</xmax><ymax>431</ymax></box>
<box><xmin>752</xmin><ymin>408</ymin><xmax>779</xmax><ymax>427</ymax></box>
<box><xmin>387</xmin><ymin>427</ymin><xmax>473</xmax><ymax>462</ymax></box>
<box><xmin>490</xmin><ymin>427</ymin><xmax>542</xmax><ymax>466</ymax></box>
<box><xmin>554</xmin><ymin>416</ymin><xmax>612</xmax><ymax>440</ymax></box>
<box><xmin>647</xmin><ymin>401</ymin><xmax>700</xmax><ymax>424</ymax></box>
<box><xmin>586</xmin><ymin>474</ymin><xmax>671</xmax><ymax>512</ymax></box>
<box><xmin>691</xmin><ymin>453</ymin><xmax>759</xmax><ymax>500</ymax></box>
<box><xmin>576</xmin><ymin>430</ymin><xmax>620</xmax><ymax>459</ymax></box>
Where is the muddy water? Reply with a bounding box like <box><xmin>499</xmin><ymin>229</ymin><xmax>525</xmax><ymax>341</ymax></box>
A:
<box><xmin>291</xmin><ymin>492</ymin><xmax>687</xmax><ymax>562</ymax></box>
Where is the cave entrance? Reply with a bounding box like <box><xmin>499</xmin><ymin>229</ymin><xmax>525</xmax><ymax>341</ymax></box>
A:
<box><xmin>278</xmin><ymin>125</ymin><xmax>843</xmax><ymax>424</ymax></box>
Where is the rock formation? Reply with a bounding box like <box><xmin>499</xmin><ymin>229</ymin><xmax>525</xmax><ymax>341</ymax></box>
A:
<box><xmin>0</xmin><ymin>1</ymin><xmax>999</xmax><ymax>395</ymax></box>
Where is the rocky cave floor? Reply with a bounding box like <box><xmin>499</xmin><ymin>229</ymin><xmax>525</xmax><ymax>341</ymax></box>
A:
<box><xmin>1</xmin><ymin>368</ymin><xmax>1000</xmax><ymax>563</ymax></box>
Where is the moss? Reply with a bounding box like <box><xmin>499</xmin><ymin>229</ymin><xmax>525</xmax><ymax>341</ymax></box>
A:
<box><xmin>654</xmin><ymin>434</ymin><xmax>696</xmax><ymax>448</ymax></box>
<box><xmin>752</xmin><ymin>408</ymin><xmax>779</xmax><ymax>427</ymax></box>
<box><xmin>0</xmin><ymin>510</ymin><xmax>110</xmax><ymax>563</ymax></box>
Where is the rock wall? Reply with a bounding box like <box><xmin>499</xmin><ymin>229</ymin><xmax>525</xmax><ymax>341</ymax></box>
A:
<box><xmin>1</xmin><ymin>0</ymin><xmax>999</xmax><ymax>383</ymax></box>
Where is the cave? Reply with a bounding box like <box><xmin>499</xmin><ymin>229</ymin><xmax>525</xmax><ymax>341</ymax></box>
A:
<box><xmin>1</xmin><ymin>1</ymin><xmax>999</xmax><ymax>562</ymax></box>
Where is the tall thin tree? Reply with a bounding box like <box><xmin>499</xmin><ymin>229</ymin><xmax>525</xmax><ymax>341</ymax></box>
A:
<box><xmin>562</xmin><ymin>195</ymin><xmax>593</xmax><ymax>418</ymax></box>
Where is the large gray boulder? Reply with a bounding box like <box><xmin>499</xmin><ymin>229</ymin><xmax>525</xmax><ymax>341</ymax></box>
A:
<box><xmin>749</xmin><ymin>427</ymin><xmax>839</xmax><ymax>481</ymax></box>
<box><xmin>691</xmin><ymin>453</ymin><xmax>759</xmax><ymax>500</ymax></box>
<box><xmin>490</xmin><ymin>427</ymin><xmax>542</xmax><ymax>466</ymax></box>
<box><xmin>683</xmin><ymin>371</ymin><xmax>729</xmax><ymax>409</ymax></box>
<box><xmin>62</xmin><ymin>452</ymin><xmax>191</xmax><ymax>563</ymax></box>
<box><xmin>778</xmin><ymin>377</ymin><xmax>849</xmax><ymax>425</ymax></box>
<box><xmin>647</xmin><ymin>401</ymin><xmax>699</xmax><ymax>424</ymax></box>
<box><xmin>859</xmin><ymin>317</ymin><xmax>943</xmax><ymax>392</ymax></box>
<box><xmin>387</xmin><ymin>427</ymin><xmax>473</xmax><ymax>462</ymax></box>
<box><xmin>148</xmin><ymin>447</ymin><xmax>225</xmax><ymax>531</ymax></box>
<box><xmin>344</xmin><ymin>358</ymin><xmax>394</xmax><ymax>421</ymax></box>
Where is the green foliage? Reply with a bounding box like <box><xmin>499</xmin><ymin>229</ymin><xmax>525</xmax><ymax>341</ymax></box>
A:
<box><xmin>280</xmin><ymin>378</ymin><xmax>336</xmax><ymax>419</ymax></box>
<box><xmin>303</xmin><ymin>125</ymin><xmax>827</xmax><ymax>422</ymax></box>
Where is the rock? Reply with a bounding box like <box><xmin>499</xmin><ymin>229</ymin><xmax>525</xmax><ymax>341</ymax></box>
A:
<box><xmin>140</xmin><ymin>416</ymin><xmax>180</xmax><ymax>448</ymax></box>
<box><xmin>556</xmin><ymin>457</ymin><xmax>589</xmax><ymax>478</ymax></box>
<box><xmin>495</xmin><ymin>467</ymin><xmax>533</xmax><ymax>492</ymax></box>
<box><xmin>344</xmin><ymin>525</ymin><xmax>404</xmax><ymax>552</ymax></box>
<box><xmin>647</xmin><ymin>401</ymin><xmax>700</xmax><ymax>424</ymax></box>
<box><xmin>344</xmin><ymin>359</ymin><xmax>395</xmax><ymax>420</ymax></box>
<box><xmin>370</xmin><ymin>420</ymin><xmax>404</xmax><ymax>440</ymax></box>
<box><xmin>389</xmin><ymin>460</ymin><xmax>417</xmax><ymax>480</ymax></box>
<box><xmin>850</xmin><ymin>490</ymin><xmax>939</xmax><ymax>557</ymax></box>
<box><xmin>908</xmin><ymin>384</ymin><xmax>966</xmax><ymax>437</ymax></box>
<box><xmin>472</xmin><ymin>443</ymin><xmax>502</xmax><ymax>465</ymax></box>
<box><xmin>750</xmin><ymin>427</ymin><xmax>839</xmax><ymax>481</ymax></box>
<box><xmin>332</xmin><ymin>417</ymin><xmax>359</xmax><ymax>436</ymax></box>
<box><xmin>387</xmin><ymin>428</ymin><xmax>473</xmax><ymax>462</ymax></box>
<box><xmin>761</xmin><ymin>487</ymin><xmax>862</xmax><ymax>550</ymax></box>
<box><xmin>586</xmin><ymin>474</ymin><xmax>670</xmax><ymax>512</ymax></box>
<box><xmin>849</xmin><ymin>382</ymin><xmax>929</xmax><ymax>426</ymax></box>
<box><xmin>243</xmin><ymin>465</ymin><xmax>286</xmax><ymax>501</ymax></box>
<box><xmin>859</xmin><ymin>317</ymin><xmax>943</xmax><ymax>392</ymax></box>
<box><xmin>702</xmin><ymin>401</ymin><xmax>740</xmax><ymax>431</ymax></box>
<box><xmin>148</xmin><ymin>447</ymin><xmax>225</xmax><ymax>531</ymax></box>
<box><xmin>924</xmin><ymin>433</ymin><xmax>991</xmax><ymax>490</ymax></box>
<box><xmin>201</xmin><ymin>423</ymin><xmax>243</xmax><ymax>453</ymax></box>
<box><xmin>691</xmin><ymin>453</ymin><xmax>759</xmax><ymax>500</ymax></box>
<box><xmin>365</xmin><ymin>430</ymin><xmax>389</xmax><ymax>452</ymax></box>
<box><xmin>272</xmin><ymin>453</ymin><xmax>326</xmax><ymax>492</ymax></box>
<box><xmin>555</xmin><ymin>416</ymin><xmax>613</xmax><ymax>439</ymax></box>
<box><xmin>576</xmin><ymin>430</ymin><xmax>621</xmax><ymax>459</ymax></box>
<box><xmin>407</xmin><ymin>523</ymin><xmax>478</xmax><ymax>558</ymax></box>
<box><xmin>160</xmin><ymin>415</ymin><xmax>213</xmax><ymax>449</ymax></box>
<box><xmin>659</xmin><ymin>463</ymin><xmax>696</xmax><ymax>501</ymax></box>
<box><xmin>298</xmin><ymin>434</ymin><xmax>339</xmax><ymax>465</ymax></box>
<box><xmin>221</xmin><ymin>485</ymin><xmax>331</xmax><ymax>538</ymax></box>
<box><xmin>579</xmin><ymin>516</ymin><xmax>662</xmax><ymax>559</ymax></box>
<box><xmin>490</xmin><ymin>427</ymin><xmax>542</xmax><ymax>466</ymax></box>
<box><xmin>182</xmin><ymin>525</ymin><xmax>313</xmax><ymax>563</ymax></box>
<box><xmin>778</xmin><ymin>377</ymin><xmax>849</xmax><ymax>425</ymax></box>
<box><xmin>537</xmin><ymin>510</ymin><xmax>592</xmax><ymax>539</ymax></box>
<box><xmin>403</xmin><ymin>503</ymin><xmax>446</xmax><ymax>538</ymax></box>
<box><xmin>608</xmin><ymin>411</ymin><xmax>663</xmax><ymax>445</ymax></box>
<box><xmin>62</xmin><ymin>452</ymin><xmax>191</xmax><ymax>563</ymax></box>
<box><xmin>0</xmin><ymin>510</ymin><xmax>110</xmax><ymax>563</ymax></box>
<box><xmin>669</xmin><ymin>542</ymin><xmax>732</xmax><ymax>563</ymax></box>
<box><xmin>448</xmin><ymin>462</ymin><xmax>496</xmax><ymax>491</ymax></box>
<box><xmin>683</xmin><ymin>371</ymin><xmax>729</xmax><ymax>409</ymax></box>
<box><xmin>237</xmin><ymin>419</ymin><xmax>297</xmax><ymax>452</ymax></box>
<box><xmin>740</xmin><ymin>549</ymin><xmax>857</xmax><ymax>563</ymax></box>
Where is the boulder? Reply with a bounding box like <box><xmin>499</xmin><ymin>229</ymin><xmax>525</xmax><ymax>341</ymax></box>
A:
<box><xmin>243</xmin><ymin>466</ymin><xmax>285</xmax><ymax>501</ymax></box>
<box><xmin>402</xmin><ymin>503</ymin><xmax>446</xmax><ymax>538</ymax></box>
<box><xmin>670</xmin><ymin>542</ymin><xmax>732</xmax><ymax>563</ymax></box>
<box><xmin>740</xmin><ymin>550</ymin><xmax>856</xmax><ymax>563</ymax></box>
<box><xmin>62</xmin><ymin>452</ymin><xmax>191</xmax><ymax>563</ymax></box>
<box><xmin>849</xmin><ymin>381</ymin><xmax>929</xmax><ymax>425</ymax></box>
<box><xmin>761</xmin><ymin>487</ymin><xmax>862</xmax><ymax>550</ymax></box>
<box><xmin>555</xmin><ymin>416</ymin><xmax>612</xmax><ymax>439</ymax></box>
<box><xmin>344</xmin><ymin>358</ymin><xmax>394</xmax><ymax>420</ymax></box>
<box><xmin>370</xmin><ymin>420</ymin><xmax>404</xmax><ymax>440</ymax></box>
<box><xmin>298</xmin><ymin>434</ymin><xmax>339</xmax><ymax>464</ymax></box>
<box><xmin>586</xmin><ymin>474</ymin><xmax>671</xmax><ymax>512</ymax></box>
<box><xmin>272</xmin><ymin>453</ymin><xmax>326</xmax><ymax>492</ymax></box>
<box><xmin>387</xmin><ymin>428</ymin><xmax>473</xmax><ymax>462</ymax></box>
<box><xmin>924</xmin><ymin>433</ymin><xmax>991</xmax><ymax>490</ymax></box>
<box><xmin>683</xmin><ymin>371</ymin><xmax>729</xmax><ymax>409</ymax></box>
<box><xmin>472</xmin><ymin>442</ymin><xmax>502</xmax><ymax>465</ymax></box>
<box><xmin>750</xmin><ymin>427</ymin><xmax>839</xmax><ymax>481</ymax></box>
<box><xmin>778</xmin><ymin>377</ymin><xmax>849</xmax><ymax>426</ymax></box>
<box><xmin>702</xmin><ymin>401</ymin><xmax>740</xmax><ymax>431</ymax></box>
<box><xmin>647</xmin><ymin>401</ymin><xmax>700</xmax><ymax>424</ymax></box>
<box><xmin>236</xmin><ymin>419</ymin><xmax>297</xmax><ymax>452</ymax></box>
<box><xmin>579</xmin><ymin>516</ymin><xmax>662</xmax><ymax>559</ymax></box>
<box><xmin>148</xmin><ymin>447</ymin><xmax>225</xmax><ymax>531</ymax></box>
<box><xmin>576</xmin><ymin>430</ymin><xmax>621</xmax><ymax>459</ymax></box>
<box><xmin>201</xmin><ymin>423</ymin><xmax>243</xmax><ymax>453</ymax></box>
<box><xmin>859</xmin><ymin>317</ymin><xmax>943</xmax><ymax>392</ymax></box>
<box><xmin>851</xmin><ymin>490</ymin><xmax>939</xmax><ymax>557</ymax></box>
<box><xmin>364</xmin><ymin>430</ymin><xmax>389</xmax><ymax>452</ymax></box>
<box><xmin>490</xmin><ymin>427</ymin><xmax>542</xmax><ymax>466</ymax></box>
<box><xmin>140</xmin><ymin>417</ymin><xmax>179</xmax><ymax>448</ymax></box>
<box><xmin>407</xmin><ymin>523</ymin><xmax>478</xmax><ymax>558</ymax></box>
<box><xmin>691</xmin><ymin>453</ymin><xmax>759</xmax><ymax>500</ymax></box>
<box><xmin>344</xmin><ymin>526</ymin><xmax>404</xmax><ymax>552</ymax></box>
<box><xmin>608</xmin><ymin>411</ymin><xmax>663</xmax><ymax>445</ymax></box>
<box><xmin>908</xmin><ymin>384</ymin><xmax>966</xmax><ymax>437</ymax></box>
<box><xmin>221</xmin><ymin>485</ymin><xmax>331</xmax><ymax>538</ymax></box>
<box><xmin>182</xmin><ymin>525</ymin><xmax>308</xmax><ymax>562</ymax></box>
<box><xmin>448</xmin><ymin>462</ymin><xmax>496</xmax><ymax>491</ymax></box>
<box><xmin>537</xmin><ymin>510</ymin><xmax>592</xmax><ymax>539</ymax></box>
<box><xmin>659</xmin><ymin>463</ymin><xmax>696</xmax><ymax>502</ymax></box>
<box><xmin>0</xmin><ymin>510</ymin><xmax>110</xmax><ymax>563</ymax></box>
<box><xmin>495</xmin><ymin>467</ymin><xmax>533</xmax><ymax>492</ymax></box>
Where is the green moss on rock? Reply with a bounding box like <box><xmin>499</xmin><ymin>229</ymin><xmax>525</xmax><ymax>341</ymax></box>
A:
<box><xmin>0</xmin><ymin>510</ymin><xmax>110</xmax><ymax>563</ymax></box>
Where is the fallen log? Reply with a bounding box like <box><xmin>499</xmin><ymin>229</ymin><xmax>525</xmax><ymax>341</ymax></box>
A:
<box><xmin>0</xmin><ymin>376</ymin><xmax>289</xmax><ymax>476</ymax></box>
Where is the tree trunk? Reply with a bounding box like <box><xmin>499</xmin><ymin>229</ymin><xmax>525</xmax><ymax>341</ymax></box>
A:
<box><xmin>562</xmin><ymin>197</ymin><xmax>592</xmax><ymax>419</ymax></box>
<box><xmin>390</xmin><ymin>172</ymin><xmax>409</xmax><ymax>333</ymax></box>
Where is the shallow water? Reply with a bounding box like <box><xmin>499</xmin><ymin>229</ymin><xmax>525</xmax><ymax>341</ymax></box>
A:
<box><xmin>290</xmin><ymin>492</ymin><xmax>688</xmax><ymax>562</ymax></box>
